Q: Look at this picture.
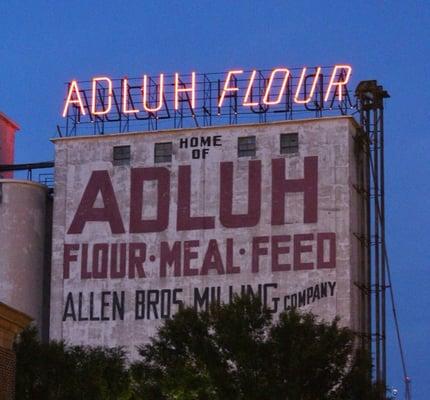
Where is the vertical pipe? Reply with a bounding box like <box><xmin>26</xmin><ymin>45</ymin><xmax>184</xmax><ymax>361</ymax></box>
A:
<box><xmin>380</xmin><ymin>106</ymin><xmax>387</xmax><ymax>386</ymax></box>
<box><xmin>364</xmin><ymin>107</ymin><xmax>373</xmax><ymax>348</ymax></box>
<box><xmin>364</xmin><ymin>108</ymin><xmax>372</xmax><ymax>356</ymax></box>
<box><xmin>356</xmin><ymin>81</ymin><xmax>389</xmax><ymax>399</ymax></box>
<box><xmin>357</xmin><ymin>132</ymin><xmax>365</xmax><ymax>347</ymax></box>
<box><xmin>362</xmin><ymin>133</ymin><xmax>369</xmax><ymax>349</ymax></box>
<box><xmin>373</xmin><ymin>106</ymin><xmax>381</xmax><ymax>386</ymax></box>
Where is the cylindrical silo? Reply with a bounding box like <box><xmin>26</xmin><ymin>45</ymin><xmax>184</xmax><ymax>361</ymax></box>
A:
<box><xmin>0</xmin><ymin>180</ymin><xmax>49</xmax><ymax>335</ymax></box>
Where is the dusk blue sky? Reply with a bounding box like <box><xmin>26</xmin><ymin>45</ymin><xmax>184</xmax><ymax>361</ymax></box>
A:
<box><xmin>1</xmin><ymin>1</ymin><xmax>429</xmax><ymax>398</ymax></box>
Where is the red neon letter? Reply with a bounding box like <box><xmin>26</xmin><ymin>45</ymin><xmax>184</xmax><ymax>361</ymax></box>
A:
<box><xmin>243</xmin><ymin>70</ymin><xmax>258</xmax><ymax>107</ymax></box>
<box><xmin>263</xmin><ymin>68</ymin><xmax>290</xmax><ymax>105</ymax></box>
<box><xmin>62</xmin><ymin>80</ymin><xmax>85</xmax><ymax>117</ymax></box>
<box><xmin>218</xmin><ymin>70</ymin><xmax>243</xmax><ymax>107</ymax></box>
<box><xmin>174</xmin><ymin>72</ymin><xmax>196</xmax><ymax>109</ymax></box>
<box><xmin>91</xmin><ymin>77</ymin><xmax>113</xmax><ymax>115</ymax></box>
<box><xmin>122</xmin><ymin>78</ymin><xmax>139</xmax><ymax>114</ymax></box>
<box><xmin>324</xmin><ymin>65</ymin><xmax>352</xmax><ymax>102</ymax></box>
<box><xmin>143</xmin><ymin>74</ymin><xmax>164</xmax><ymax>112</ymax></box>
<box><xmin>294</xmin><ymin>67</ymin><xmax>321</xmax><ymax>104</ymax></box>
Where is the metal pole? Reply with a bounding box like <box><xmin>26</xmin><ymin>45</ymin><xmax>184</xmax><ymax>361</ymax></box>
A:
<box><xmin>380</xmin><ymin>105</ymin><xmax>387</xmax><ymax>387</ymax></box>
<box><xmin>373</xmin><ymin>106</ymin><xmax>381</xmax><ymax>386</ymax></box>
<box><xmin>355</xmin><ymin>81</ymin><xmax>390</xmax><ymax>399</ymax></box>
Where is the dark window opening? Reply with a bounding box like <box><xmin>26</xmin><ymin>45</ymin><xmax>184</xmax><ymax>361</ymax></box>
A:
<box><xmin>113</xmin><ymin>145</ymin><xmax>131</xmax><ymax>165</ymax></box>
<box><xmin>155</xmin><ymin>142</ymin><xmax>173</xmax><ymax>163</ymax></box>
<box><xmin>280</xmin><ymin>133</ymin><xmax>299</xmax><ymax>154</ymax></box>
<box><xmin>238</xmin><ymin>136</ymin><xmax>256</xmax><ymax>157</ymax></box>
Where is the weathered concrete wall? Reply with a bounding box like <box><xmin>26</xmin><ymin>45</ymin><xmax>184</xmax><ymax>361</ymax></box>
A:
<box><xmin>50</xmin><ymin>116</ymin><xmax>368</xmax><ymax>359</ymax></box>
<box><xmin>0</xmin><ymin>181</ymin><xmax>48</xmax><ymax>330</ymax></box>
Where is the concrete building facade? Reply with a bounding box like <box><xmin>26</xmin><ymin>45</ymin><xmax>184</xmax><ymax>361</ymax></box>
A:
<box><xmin>49</xmin><ymin>116</ymin><xmax>369</xmax><ymax>358</ymax></box>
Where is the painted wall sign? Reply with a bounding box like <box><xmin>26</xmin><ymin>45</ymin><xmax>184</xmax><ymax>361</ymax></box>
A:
<box><xmin>50</xmin><ymin>117</ymin><xmax>367</xmax><ymax>358</ymax></box>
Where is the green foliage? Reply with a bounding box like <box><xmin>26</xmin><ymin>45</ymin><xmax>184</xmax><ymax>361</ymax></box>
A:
<box><xmin>15</xmin><ymin>296</ymin><xmax>383</xmax><ymax>399</ymax></box>
<box><xmin>131</xmin><ymin>295</ymin><xmax>378</xmax><ymax>400</ymax></box>
<box><xmin>14</xmin><ymin>326</ymin><xmax>131</xmax><ymax>400</ymax></box>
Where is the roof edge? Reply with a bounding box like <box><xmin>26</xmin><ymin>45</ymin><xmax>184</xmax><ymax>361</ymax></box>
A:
<box><xmin>0</xmin><ymin>112</ymin><xmax>20</xmax><ymax>131</ymax></box>
<box><xmin>0</xmin><ymin>179</ymin><xmax>49</xmax><ymax>190</ymax></box>
<box><xmin>51</xmin><ymin>115</ymin><xmax>360</xmax><ymax>143</ymax></box>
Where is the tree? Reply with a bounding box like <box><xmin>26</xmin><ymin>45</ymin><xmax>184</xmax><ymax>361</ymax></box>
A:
<box><xmin>14</xmin><ymin>298</ymin><xmax>387</xmax><ymax>399</ymax></box>
<box><xmin>14</xmin><ymin>326</ymin><xmax>131</xmax><ymax>400</ymax></box>
<box><xmin>131</xmin><ymin>295</ymin><xmax>382</xmax><ymax>400</ymax></box>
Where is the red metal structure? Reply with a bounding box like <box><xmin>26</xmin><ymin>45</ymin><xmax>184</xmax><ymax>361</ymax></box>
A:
<box><xmin>0</xmin><ymin>112</ymin><xmax>20</xmax><ymax>179</ymax></box>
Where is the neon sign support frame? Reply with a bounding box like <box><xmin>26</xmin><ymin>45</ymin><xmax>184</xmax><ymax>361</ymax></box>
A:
<box><xmin>59</xmin><ymin>65</ymin><xmax>355</xmax><ymax>137</ymax></box>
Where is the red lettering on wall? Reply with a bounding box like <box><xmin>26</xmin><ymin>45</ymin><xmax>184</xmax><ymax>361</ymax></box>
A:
<box><xmin>63</xmin><ymin>233</ymin><xmax>336</xmax><ymax>281</ymax></box>
<box><xmin>177</xmin><ymin>165</ymin><xmax>215</xmax><ymax>231</ymax></box>
<box><xmin>271</xmin><ymin>156</ymin><xmax>318</xmax><ymax>225</ymax></box>
<box><xmin>80</xmin><ymin>244</ymin><xmax>90</xmax><ymax>279</ymax></box>
<box><xmin>67</xmin><ymin>157</ymin><xmax>320</xmax><ymax>235</ymax></box>
<box><xmin>271</xmin><ymin>235</ymin><xmax>291</xmax><ymax>272</ymax></box>
<box><xmin>68</xmin><ymin>170</ymin><xmax>125</xmax><ymax>234</ymax></box>
<box><xmin>110</xmin><ymin>243</ymin><xmax>127</xmax><ymax>278</ymax></box>
<box><xmin>63</xmin><ymin>244</ymin><xmax>79</xmax><ymax>279</ymax></box>
<box><xmin>130</xmin><ymin>167</ymin><xmax>170</xmax><ymax>233</ymax></box>
<box><xmin>183</xmin><ymin>240</ymin><xmax>199</xmax><ymax>276</ymax></box>
<box><xmin>293</xmin><ymin>233</ymin><xmax>314</xmax><ymax>270</ymax></box>
<box><xmin>220</xmin><ymin>160</ymin><xmax>261</xmax><ymax>228</ymax></box>
<box><xmin>128</xmin><ymin>243</ymin><xmax>146</xmax><ymax>278</ymax></box>
<box><xmin>252</xmin><ymin>236</ymin><xmax>269</xmax><ymax>273</ymax></box>
<box><xmin>92</xmin><ymin>243</ymin><xmax>109</xmax><ymax>278</ymax></box>
<box><xmin>226</xmin><ymin>238</ymin><xmax>240</xmax><ymax>274</ymax></box>
<box><xmin>160</xmin><ymin>241</ymin><xmax>181</xmax><ymax>277</ymax></box>
<box><xmin>317</xmin><ymin>232</ymin><xmax>336</xmax><ymax>269</ymax></box>
<box><xmin>201</xmin><ymin>239</ymin><xmax>224</xmax><ymax>275</ymax></box>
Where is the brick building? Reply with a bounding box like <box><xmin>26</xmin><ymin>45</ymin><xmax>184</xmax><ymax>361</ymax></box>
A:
<box><xmin>0</xmin><ymin>303</ymin><xmax>31</xmax><ymax>400</ymax></box>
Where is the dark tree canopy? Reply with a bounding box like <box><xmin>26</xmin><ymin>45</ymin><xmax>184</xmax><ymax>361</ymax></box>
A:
<box><xmin>14</xmin><ymin>326</ymin><xmax>131</xmax><ymax>400</ymax></box>
<box><xmin>131</xmin><ymin>295</ymin><xmax>383</xmax><ymax>400</ymax></box>
<box><xmin>15</xmin><ymin>296</ymin><xmax>386</xmax><ymax>399</ymax></box>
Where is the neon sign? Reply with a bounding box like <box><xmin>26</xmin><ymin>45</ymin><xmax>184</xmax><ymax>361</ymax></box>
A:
<box><xmin>60</xmin><ymin>65</ymin><xmax>354</xmax><ymax>136</ymax></box>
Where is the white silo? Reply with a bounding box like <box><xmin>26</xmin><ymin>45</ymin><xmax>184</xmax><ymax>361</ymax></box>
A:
<box><xmin>0</xmin><ymin>180</ymin><xmax>49</xmax><ymax>335</ymax></box>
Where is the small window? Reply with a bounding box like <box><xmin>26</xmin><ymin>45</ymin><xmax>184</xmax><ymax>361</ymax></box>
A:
<box><xmin>280</xmin><ymin>133</ymin><xmax>299</xmax><ymax>154</ymax></box>
<box><xmin>154</xmin><ymin>142</ymin><xmax>173</xmax><ymax>163</ymax></box>
<box><xmin>113</xmin><ymin>145</ymin><xmax>131</xmax><ymax>165</ymax></box>
<box><xmin>238</xmin><ymin>136</ymin><xmax>256</xmax><ymax>157</ymax></box>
